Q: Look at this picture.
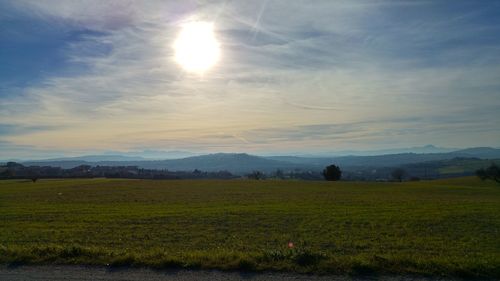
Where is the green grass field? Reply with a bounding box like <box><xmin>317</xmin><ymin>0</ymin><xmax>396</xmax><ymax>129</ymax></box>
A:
<box><xmin>1</xmin><ymin>178</ymin><xmax>499</xmax><ymax>277</ymax></box>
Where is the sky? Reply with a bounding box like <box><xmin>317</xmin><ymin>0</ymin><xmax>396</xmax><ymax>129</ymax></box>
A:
<box><xmin>1</xmin><ymin>0</ymin><xmax>500</xmax><ymax>159</ymax></box>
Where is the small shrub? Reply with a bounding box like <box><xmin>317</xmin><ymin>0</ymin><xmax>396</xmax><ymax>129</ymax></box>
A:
<box><xmin>476</xmin><ymin>163</ymin><xmax>500</xmax><ymax>183</ymax></box>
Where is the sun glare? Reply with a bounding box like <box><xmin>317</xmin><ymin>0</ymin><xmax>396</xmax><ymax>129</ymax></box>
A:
<box><xmin>173</xmin><ymin>21</ymin><xmax>220</xmax><ymax>73</ymax></box>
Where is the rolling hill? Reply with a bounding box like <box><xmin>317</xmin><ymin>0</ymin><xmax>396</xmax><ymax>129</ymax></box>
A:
<box><xmin>17</xmin><ymin>147</ymin><xmax>500</xmax><ymax>175</ymax></box>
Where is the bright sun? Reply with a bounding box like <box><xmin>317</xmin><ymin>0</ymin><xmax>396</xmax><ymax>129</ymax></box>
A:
<box><xmin>173</xmin><ymin>21</ymin><xmax>220</xmax><ymax>73</ymax></box>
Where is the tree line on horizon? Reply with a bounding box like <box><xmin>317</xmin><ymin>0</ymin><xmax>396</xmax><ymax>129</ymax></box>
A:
<box><xmin>0</xmin><ymin>162</ymin><xmax>236</xmax><ymax>181</ymax></box>
<box><xmin>1</xmin><ymin>161</ymin><xmax>498</xmax><ymax>183</ymax></box>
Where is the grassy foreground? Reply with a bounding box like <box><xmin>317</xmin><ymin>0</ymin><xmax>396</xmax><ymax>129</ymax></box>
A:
<box><xmin>0</xmin><ymin>178</ymin><xmax>499</xmax><ymax>278</ymax></box>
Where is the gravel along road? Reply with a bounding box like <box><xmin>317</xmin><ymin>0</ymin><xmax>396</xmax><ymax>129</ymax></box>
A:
<box><xmin>0</xmin><ymin>266</ymin><xmax>467</xmax><ymax>281</ymax></box>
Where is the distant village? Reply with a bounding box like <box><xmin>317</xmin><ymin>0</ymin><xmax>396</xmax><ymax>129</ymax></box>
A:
<box><xmin>0</xmin><ymin>162</ymin><xmax>329</xmax><ymax>181</ymax></box>
<box><xmin>0</xmin><ymin>162</ymin><xmax>236</xmax><ymax>181</ymax></box>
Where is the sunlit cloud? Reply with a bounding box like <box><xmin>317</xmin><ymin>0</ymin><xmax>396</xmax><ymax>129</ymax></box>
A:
<box><xmin>1</xmin><ymin>0</ymin><xmax>499</xmax><ymax>158</ymax></box>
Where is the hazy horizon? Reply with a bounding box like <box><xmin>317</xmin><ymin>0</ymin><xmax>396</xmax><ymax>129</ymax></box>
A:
<box><xmin>4</xmin><ymin>144</ymin><xmax>500</xmax><ymax>162</ymax></box>
<box><xmin>1</xmin><ymin>1</ymin><xmax>500</xmax><ymax>159</ymax></box>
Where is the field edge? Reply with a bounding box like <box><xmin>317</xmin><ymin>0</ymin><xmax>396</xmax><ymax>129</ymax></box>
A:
<box><xmin>1</xmin><ymin>245</ymin><xmax>498</xmax><ymax>279</ymax></box>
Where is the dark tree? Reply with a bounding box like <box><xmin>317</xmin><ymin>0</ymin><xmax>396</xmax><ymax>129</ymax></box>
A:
<box><xmin>273</xmin><ymin>169</ymin><xmax>285</xmax><ymax>179</ymax></box>
<box><xmin>31</xmin><ymin>178</ymin><xmax>38</xmax><ymax>183</ymax></box>
<box><xmin>322</xmin><ymin>164</ymin><xmax>342</xmax><ymax>181</ymax></box>
<box><xmin>476</xmin><ymin>163</ymin><xmax>500</xmax><ymax>183</ymax></box>
<box><xmin>391</xmin><ymin>168</ymin><xmax>406</xmax><ymax>182</ymax></box>
<box><xmin>247</xmin><ymin>170</ymin><xmax>265</xmax><ymax>180</ymax></box>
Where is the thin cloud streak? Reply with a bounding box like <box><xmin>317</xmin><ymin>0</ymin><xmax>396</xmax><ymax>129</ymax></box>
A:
<box><xmin>0</xmin><ymin>0</ymin><xmax>499</xmax><ymax>157</ymax></box>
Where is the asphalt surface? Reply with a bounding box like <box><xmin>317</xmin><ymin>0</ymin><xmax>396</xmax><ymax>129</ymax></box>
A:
<box><xmin>0</xmin><ymin>266</ymin><xmax>467</xmax><ymax>281</ymax></box>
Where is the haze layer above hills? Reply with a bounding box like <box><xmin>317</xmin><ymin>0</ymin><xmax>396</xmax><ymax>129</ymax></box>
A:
<box><xmin>15</xmin><ymin>147</ymin><xmax>500</xmax><ymax>175</ymax></box>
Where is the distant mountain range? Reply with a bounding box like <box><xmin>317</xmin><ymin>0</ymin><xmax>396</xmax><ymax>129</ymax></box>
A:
<box><xmin>14</xmin><ymin>146</ymin><xmax>500</xmax><ymax>175</ymax></box>
<box><xmin>268</xmin><ymin>147</ymin><xmax>500</xmax><ymax>167</ymax></box>
<box><xmin>99</xmin><ymin>150</ymin><xmax>198</xmax><ymax>160</ymax></box>
<box><xmin>317</xmin><ymin>144</ymin><xmax>457</xmax><ymax>156</ymax></box>
<box><xmin>38</xmin><ymin>155</ymin><xmax>147</xmax><ymax>162</ymax></box>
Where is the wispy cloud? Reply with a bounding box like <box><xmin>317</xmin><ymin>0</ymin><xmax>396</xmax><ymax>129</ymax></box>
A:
<box><xmin>0</xmin><ymin>0</ymin><xmax>499</xmax><ymax>157</ymax></box>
